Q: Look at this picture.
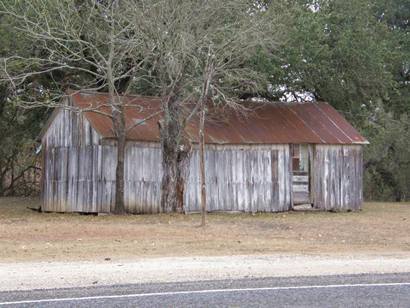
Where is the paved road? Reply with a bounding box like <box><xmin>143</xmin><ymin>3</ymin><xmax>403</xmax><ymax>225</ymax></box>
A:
<box><xmin>0</xmin><ymin>273</ymin><xmax>409</xmax><ymax>307</ymax></box>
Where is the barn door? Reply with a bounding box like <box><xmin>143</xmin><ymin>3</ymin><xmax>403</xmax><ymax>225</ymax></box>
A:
<box><xmin>291</xmin><ymin>144</ymin><xmax>312</xmax><ymax>206</ymax></box>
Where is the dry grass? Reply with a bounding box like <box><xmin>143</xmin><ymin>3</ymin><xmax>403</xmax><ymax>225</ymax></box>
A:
<box><xmin>0</xmin><ymin>197</ymin><xmax>409</xmax><ymax>262</ymax></box>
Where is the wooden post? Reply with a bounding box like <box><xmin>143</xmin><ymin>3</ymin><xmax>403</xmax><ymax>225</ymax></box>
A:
<box><xmin>199</xmin><ymin>50</ymin><xmax>213</xmax><ymax>227</ymax></box>
<box><xmin>308</xmin><ymin>144</ymin><xmax>314</xmax><ymax>206</ymax></box>
<box><xmin>288</xmin><ymin>144</ymin><xmax>293</xmax><ymax>210</ymax></box>
<box><xmin>199</xmin><ymin>99</ymin><xmax>206</xmax><ymax>227</ymax></box>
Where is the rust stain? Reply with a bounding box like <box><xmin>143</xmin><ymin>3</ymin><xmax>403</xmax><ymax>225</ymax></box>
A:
<box><xmin>69</xmin><ymin>91</ymin><xmax>368</xmax><ymax>145</ymax></box>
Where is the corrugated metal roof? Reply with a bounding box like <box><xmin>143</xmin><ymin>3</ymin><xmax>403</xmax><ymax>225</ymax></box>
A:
<box><xmin>70</xmin><ymin>91</ymin><xmax>368</xmax><ymax>145</ymax></box>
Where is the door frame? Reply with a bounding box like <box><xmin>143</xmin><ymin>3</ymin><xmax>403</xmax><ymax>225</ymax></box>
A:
<box><xmin>290</xmin><ymin>144</ymin><xmax>313</xmax><ymax>207</ymax></box>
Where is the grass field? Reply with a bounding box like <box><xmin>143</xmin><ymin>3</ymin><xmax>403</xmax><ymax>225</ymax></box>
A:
<box><xmin>0</xmin><ymin>197</ymin><xmax>409</xmax><ymax>262</ymax></box>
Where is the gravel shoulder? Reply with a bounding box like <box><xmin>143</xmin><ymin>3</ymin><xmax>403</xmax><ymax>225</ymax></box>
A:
<box><xmin>1</xmin><ymin>198</ymin><xmax>409</xmax><ymax>291</ymax></box>
<box><xmin>1</xmin><ymin>254</ymin><xmax>410</xmax><ymax>291</ymax></box>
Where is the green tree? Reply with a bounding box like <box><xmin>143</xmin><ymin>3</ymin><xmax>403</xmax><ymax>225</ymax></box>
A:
<box><xmin>256</xmin><ymin>0</ymin><xmax>409</xmax><ymax>201</ymax></box>
<box><xmin>363</xmin><ymin>109</ymin><xmax>410</xmax><ymax>201</ymax></box>
<box><xmin>0</xmin><ymin>3</ymin><xmax>48</xmax><ymax>196</ymax></box>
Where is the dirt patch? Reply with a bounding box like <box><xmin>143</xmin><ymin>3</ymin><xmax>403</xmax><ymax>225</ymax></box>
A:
<box><xmin>0</xmin><ymin>197</ymin><xmax>409</xmax><ymax>262</ymax></box>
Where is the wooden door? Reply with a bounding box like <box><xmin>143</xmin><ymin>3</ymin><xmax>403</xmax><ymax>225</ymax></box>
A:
<box><xmin>291</xmin><ymin>144</ymin><xmax>311</xmax><ymax>205</ymax></box>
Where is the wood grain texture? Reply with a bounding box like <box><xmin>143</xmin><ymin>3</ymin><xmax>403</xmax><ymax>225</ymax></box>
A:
<box><xmin>184</xmin><ymin>144</ymin><xmax>292</xmax><ymax>213</ymax></box>
<box><xmin>313</xmin><ymin>145</ymin><xmax>363</xmax><ymax>211</ymax></box>
<box><xmin>41</xmin><ymin>108</ymin><xmax>363</xmax><ymax>214</ymax></box>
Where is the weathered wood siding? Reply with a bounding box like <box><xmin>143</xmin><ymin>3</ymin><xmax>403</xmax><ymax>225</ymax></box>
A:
<box><xmin>42</xmin><ymin>107</ymin><xmax>116</xmax><ymax>213</ymax></box>
<box><xmin>124</xmin><ymin>143</ymin><xmax>162</xmax><ymax>214</ymax></box>
<box><xmin>42</xmin><ymin>109</ymin><xmax>363</xmax><ymax>214</ymax></box>
<box><xmin>42</xmin><ymin>112</ymin><xmax>293</xmax><ymax>213</ymax></box>
<box><xmin>42</xmin><ymin>144</ymin><xmax>117</xmax><ymax>213</ymax></box>
<box><xmin>313</xmin><ymin>145</ymin><xmax>363</xmax><ymax>211</ymax></box>
<box><xmin>184</xmin><ymin>144</ymin><xmax>292</xmax><ymax>213</ymax></box>
<box><xmin>43</xmin><ymin>107</ymin><xmax>100</xmax><ymax>148</ymax></box>
<box><xmin>123</xmin><ymin>143</ymin><xmax>293</xmax><ymax>213</ymax></box>
<box><xmin>293</xmin><ymin>172</ymin><xmax>310</xmax><ymax>205</ymax></box>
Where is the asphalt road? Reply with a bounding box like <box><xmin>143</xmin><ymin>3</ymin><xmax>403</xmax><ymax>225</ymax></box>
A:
<box><xmin>0</xmin><ymin>273</ymin><xmax>409</xmax><ymax>307</ymax></box>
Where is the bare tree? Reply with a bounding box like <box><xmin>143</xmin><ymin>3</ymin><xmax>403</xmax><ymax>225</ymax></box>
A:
<box><xmin>0</xmin><ymin>0</ymin><xmax>153</xmax><ymax>214</ymax></box>
<box><xmin>134</xmin><ymin>0</ymin><xmax>280</xmax><ymax>221</ymax></box>
<box><xmin>193</xmin><ymin>2</ymin><xmax>281</xmax><ymax>226</ymax></box>
<box><xmin>1</xmin><ymin>0</ymin><xmax>283</xmax><ymax>216</ymax></box>
<box><xmin>198</xmin><ymin>54</ymin><xmax>213</xmax><ymax>226</ymax></box>
<box><xmin>129</xmin><ymin>1</ymin><xmax>198</xmax><ymax>213</ymax></box>
<box><xmin>129</xmin><ymin>0</ymin><xmax>280</xmax><ymax>215</ymax></box>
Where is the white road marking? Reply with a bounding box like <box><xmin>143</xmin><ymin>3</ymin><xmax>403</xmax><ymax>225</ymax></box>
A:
<box><xmin>0</xmin><ymin>282</ymin><xmax>409</xmax><ymax>306</ymax></box>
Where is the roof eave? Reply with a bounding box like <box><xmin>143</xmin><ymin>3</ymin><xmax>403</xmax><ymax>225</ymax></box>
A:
<box><xmin>352</xmin><ymin>140</ymin><xmax>370</xmax><ymax>145</ymax></box>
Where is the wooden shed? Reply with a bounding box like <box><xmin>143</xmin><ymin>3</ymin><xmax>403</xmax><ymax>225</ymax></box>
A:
<box><xmin>40</xmin><ymin>91</ymin><xmax>368</xmax><ymax>214</ymax></box>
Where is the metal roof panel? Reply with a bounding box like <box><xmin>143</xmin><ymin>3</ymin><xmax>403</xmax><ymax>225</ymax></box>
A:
<box><xmin>68</xmin><ymin>91</ymin><xmax>367</xmax><ymax>145</ymax></box>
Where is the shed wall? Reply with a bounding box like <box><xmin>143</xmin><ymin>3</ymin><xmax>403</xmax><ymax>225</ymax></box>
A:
<box><xmin>42</xmin><ymin>108</ymin><xmax>115</xmax><ymax>213</ymax></box>
<box><xmin>42</xmin><ymin>110</ymin><xmax>363</xmax><ymax>213</ymax></box>
<box><xmin>123</xmin><ymin>143</ymin><xmax>162</xmax><ymax>213</ymax></box>
<box><xmin>124</xmin><ymin>143</ymin><xmax>293</xmax><ymax>214</ymax></box>
<box><xmin>43</xmin><ymin>107</ymin><xmax>100</xmax><ymax>148</ymax></box>
<box><xmin>185</xmin><ymin>144</ymin><xmax>292</xmax><ymax>213</ymax></box>
<box><xmin>42</xmin><ymin>144</ymin><xmax>116</xmax><ymax>212</ymax></box>
<box><xmin>44</xmin><ymin>140</ymin><xmax>293</xmax><ymax>213</ymax></box>
<box><xmin>313</xmin><ymin>145</ymin><xmax>363</xmax><ymax>211</ymax></box>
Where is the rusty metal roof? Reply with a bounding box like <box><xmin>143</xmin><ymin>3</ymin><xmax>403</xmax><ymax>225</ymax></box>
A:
<box><xmin>70</xmin><ymin>91</ymin><xmax>368</xmax><ymax>145</ymax></box>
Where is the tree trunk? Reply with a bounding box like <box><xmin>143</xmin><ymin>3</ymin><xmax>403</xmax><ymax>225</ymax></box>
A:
<box><xmin>198</xmin><ymin>54</ymin><xmax>213</xmax><ymax>226</ymax></box>
<box><xmin>160</xmin><ymin>96</ymin><xmax>191</xmax><ymax>213</ymax></box>
<box><xmin>107</xmin><ymin>36</ymin><xmax>126</xmax><ymax>214</ymax></box>
<box><xmin>10</xmin><ymin>162</ymin><xmax>15</xmax><ymax>196</ymax></box>
<box><xmin>0</xmin><ymin>173</ymin><xmax>4</xmax><ymax>197</ymax></box>
<box><xmin>0</xmin><ymin>85</ymin><xmax>8</xmax><ymax>197</ymax></box>
<box><xmin>176</xmin><ymin>135</ymin><xmax>191</xmax><ymax>212</ymax></box>
<box><xmin>112</xmin><ymin>105</ymin><xmax>126</xmax><ymax>215</ymax></box>
<box><xmin>199</xmin><ymin>99</ymin><xmax>207</xmax><ymax>226</ymax></box>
